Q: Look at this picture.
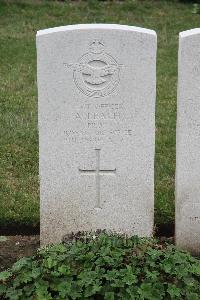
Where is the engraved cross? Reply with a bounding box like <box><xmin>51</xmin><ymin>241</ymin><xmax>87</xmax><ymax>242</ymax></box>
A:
<box><xmin>79</xmin><ymin>149</ymin><xmax>116</xmax><ymax>209</ymax></box>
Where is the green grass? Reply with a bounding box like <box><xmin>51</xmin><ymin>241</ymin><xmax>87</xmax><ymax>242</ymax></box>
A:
<box><xmin>0</xmin><ymin>0</ymin><xmax>199</xmax><ymax>231</ymax></box>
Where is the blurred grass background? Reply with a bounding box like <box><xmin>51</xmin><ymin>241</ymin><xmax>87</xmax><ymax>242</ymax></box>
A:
<box><xmin>0</xmin><ymin>0</ymin><xmax>200</xmax><ymax>234</ymax></box>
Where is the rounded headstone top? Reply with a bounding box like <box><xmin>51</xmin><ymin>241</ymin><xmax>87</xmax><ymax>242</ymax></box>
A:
<box><xmin>179</xmin><ymin>28</ymin><xmax>200</xmax><ymax>39</ymax></box>
<box><xmin>37</xmin><ymin>24</ymin><xmax>156</xmax><ymax>37</ymax></box>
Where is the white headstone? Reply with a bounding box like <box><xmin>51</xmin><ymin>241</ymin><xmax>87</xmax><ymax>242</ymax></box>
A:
<box><xmin>37</xmin><ymin>24</ymin><xmax>157</xmax><ymax>245</ymax></box>
<box><xmin>176</xmin><ymin>29</ymin><xmax>200</xmax><ymax>255</ymax></box>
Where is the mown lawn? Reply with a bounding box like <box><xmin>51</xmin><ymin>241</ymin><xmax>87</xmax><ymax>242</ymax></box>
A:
<box><xmin>0</xmin><ymin>0</ymin><xmax>199</xmax><ymax>233</ymax></box>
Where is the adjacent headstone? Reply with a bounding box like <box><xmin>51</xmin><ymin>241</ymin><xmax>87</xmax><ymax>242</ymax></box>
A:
<box><xmin>37</xmin><ymin>24</ymin><xmax>157</xmax><ymax>246</ymax></box>
<box><xmin>176</xmin><ymin>29</ymin><xmax>200</xmax><ymax>255</ymax></box>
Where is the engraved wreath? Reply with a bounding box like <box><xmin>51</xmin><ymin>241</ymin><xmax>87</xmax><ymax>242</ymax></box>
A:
<box><xmin>66</xmin><ymin>40</ymin><xmax>121</xmax><ymax>98</ymax></box>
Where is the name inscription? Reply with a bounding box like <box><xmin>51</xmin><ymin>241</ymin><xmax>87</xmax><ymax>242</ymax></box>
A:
<box><xmin>64</xmin><ymin>102</ymin><xmax>133</xmax><ymax>144</ymax></box>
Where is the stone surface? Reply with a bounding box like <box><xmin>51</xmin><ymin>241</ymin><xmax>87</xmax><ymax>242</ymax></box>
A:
<box><xmin>37</xmin><ymin>24</ymin><xmax>157</xmax><ymax>246</ymax></box>
<box><xmin>176</xmin><ymin>29</ymin><xmax>200</xmax><ymax>255</ymax></box>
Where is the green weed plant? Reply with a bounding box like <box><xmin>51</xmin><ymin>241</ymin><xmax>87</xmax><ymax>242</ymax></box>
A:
<box><xmin>0</xmin><ymin>233</ymin><xmax>199</xmax><ymax>299</ymax></box>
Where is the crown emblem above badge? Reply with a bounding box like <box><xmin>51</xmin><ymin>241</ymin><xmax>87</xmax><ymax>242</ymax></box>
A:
<box><xmin>89</xmin><ymin>40</ymin><xmax>104</xmax><ymax>54</ymax></box>
<box><xmin>66</xmin><ymin>40</ymin><xmax>121</xmax><ymax>98</ymax></box>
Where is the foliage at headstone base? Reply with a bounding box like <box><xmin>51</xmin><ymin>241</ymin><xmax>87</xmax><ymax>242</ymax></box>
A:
<box><xmin>0</xmin><ymin>233</ymin><xmax>199</xmax><ymax>300</ymax></box>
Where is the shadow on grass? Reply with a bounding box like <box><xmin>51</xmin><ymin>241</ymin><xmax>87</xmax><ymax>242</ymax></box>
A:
<box><xmin>0</xmin><ymin>222</ymin><xmax>175</xmax><ymax>237</ymax></box>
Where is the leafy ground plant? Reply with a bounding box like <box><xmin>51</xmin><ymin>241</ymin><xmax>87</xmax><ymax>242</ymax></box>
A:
<box><xmin>0</xmin><ymin>233</ymin><xmax>199</xmax><ymax>299</ymax></box>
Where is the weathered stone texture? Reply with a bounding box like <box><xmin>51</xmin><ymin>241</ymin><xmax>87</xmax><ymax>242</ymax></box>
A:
<box><xmin>37</xmin><ymin>24</ymin><xmax>156</xmax><ymax>245</ymax></box>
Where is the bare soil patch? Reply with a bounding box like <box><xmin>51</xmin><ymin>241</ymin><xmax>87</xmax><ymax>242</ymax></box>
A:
<box><xmin>0</xmin><ymin>235</ymin><xmax>40</xmax><ymax>271</ymax></box>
